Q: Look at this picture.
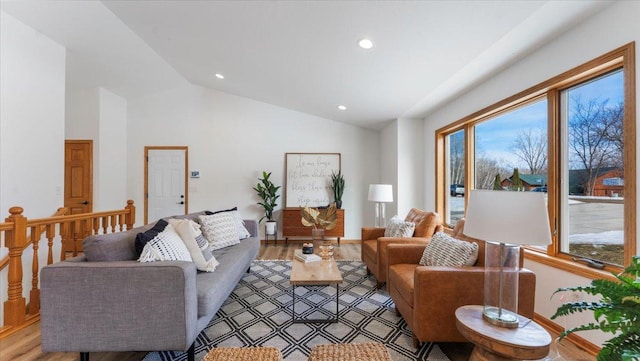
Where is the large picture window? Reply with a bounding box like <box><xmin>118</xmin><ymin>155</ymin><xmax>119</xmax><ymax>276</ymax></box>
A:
<box><xmin>435</xmin><ymin>43</ymin><xmax>635</xmax><ymax>274</ymax></box>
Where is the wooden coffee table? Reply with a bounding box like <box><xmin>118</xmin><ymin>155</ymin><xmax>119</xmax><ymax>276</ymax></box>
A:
<box><xmin>455</xmin><ymin>305</ymin><xmax>552</xmax><ymax>361</ymax></box>
<box><xmin>290</xmin><ymin>258</ymin><xmax>343</xmax><ymax>323</ymax></box>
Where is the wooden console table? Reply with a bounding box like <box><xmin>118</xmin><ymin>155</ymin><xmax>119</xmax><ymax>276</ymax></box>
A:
<box><xmin>282</xmin><ymin>208</ymin><xmax>344</xmax><ymax>244</ymax></box>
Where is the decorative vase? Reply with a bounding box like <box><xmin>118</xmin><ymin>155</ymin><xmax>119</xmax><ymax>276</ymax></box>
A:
<box><xmin>312</xmin><ymin>228</ymin><xmax>333</xmax><ymax>260</ymax></box>
<box><xmin>311</xmin><ymin>228</ymin><xmax>324</xmax><ymax>251</ymax></box>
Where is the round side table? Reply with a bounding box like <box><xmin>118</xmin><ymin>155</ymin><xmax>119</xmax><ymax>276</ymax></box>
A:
<box><xmin>455</xmin><ymin>305</ymin><xmax>552</xmax><ymax>361</ymax></box>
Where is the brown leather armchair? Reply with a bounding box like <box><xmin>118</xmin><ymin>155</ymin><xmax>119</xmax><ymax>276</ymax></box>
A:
<box><xmin>361</xmin><ymin>208</ymin><xmax>442</xmax><ymax>288</ymax></box>
<box><xmin>386</xmin><ymin>219</ymin><xmax>536</xmax><ymax>347</ymax></box>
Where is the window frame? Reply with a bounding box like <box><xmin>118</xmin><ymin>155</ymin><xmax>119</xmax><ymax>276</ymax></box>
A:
<box><xmin>435</xmin><ymin>42</ymin><xmax>636</xmax><ymax>277</ymax></box>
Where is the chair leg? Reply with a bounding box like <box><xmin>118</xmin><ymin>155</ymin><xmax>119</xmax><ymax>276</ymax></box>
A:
<box><xmin>80</xmin><ymin>352</ymin><xmax>89</xmax><ymax>361</ymax></box>
<box><xmin>412</xmin><ymin>334</ymin><xmax>420</xmax><ymax>348</ymax></box>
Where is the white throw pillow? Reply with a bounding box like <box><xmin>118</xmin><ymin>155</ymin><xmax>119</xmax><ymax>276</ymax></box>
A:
<box><xmin>419</xmin><ymin>232</ymin><xmax>479</xmax><ymax>267</ymax></box>
<box><xmin>138</xmin><ymin>223</ymin><xmax>193</xmax><ymax>263</ymax></box>
<box><xmin>230</xmin><ymin>210</ymin><xmax>251</xmax><ymax>239</ymax></box>
<box><xmin>384</xmin><ymin>215</ymin><xmax>416</xmax><ymax>237</ymax></box>
<box><xmin>168</xmin><ymin>218</ymin><xmax>219</xmax><ymax>272</ymax></box>
<box><xmin>198</xmin><ymin>213</ymin><xmax>241</xmax><ymax>250</ymax></box>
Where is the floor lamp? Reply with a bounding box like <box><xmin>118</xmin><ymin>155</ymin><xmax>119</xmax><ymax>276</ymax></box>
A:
<box><xmin>463</xmin><ymin>190</ymin><xmax>551</xmax><ymax>328</ymax></box>
<box><xmin>368</xmin><ymin>184</ymin><xmax>393</xmax><ymax>228</ymax></box>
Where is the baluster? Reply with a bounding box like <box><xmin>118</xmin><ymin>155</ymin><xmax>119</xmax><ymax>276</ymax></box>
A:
<box><xmin>118</xmin><ymin>214</ymin><xmax>124</xmax><ymax>232</ymax></box>
<box><xmin>46</xmin><ymin>224</ymin><xmax>55</xmax><ymax>265</ymax></box>
<box><xmin>29</xmin><ymin>226</ymin><xmax>40</xmax><ymax>315</ymax></box>
<box><xmin>102</xmin><ymin>216</ymin><xmax>108</xmax><ymax>234</ymax></box>
<box><xmin>125</xmin><ymin>200</ymin><xmax>136</xmax><ymax>230</ymax></box>
<box><xmin>4</xmin><ymin>207</ymin><xmax>27</xmax><ymax>328</ymax></box>
<box><xmin>110</xmin><ymin>215</ymin><xmax>117</xmax><ymax>233</ymax></box>
<box><xmin>93</xmin><ymin>217</ymin><xmax>99</xmax><ymax>236</ymax></box>
<box><xmin>84</xmin><ymin>218</ymin><xmax>92</xmax><ymax>239</ymax></box>
<box><xmin>60</xmin><ymin>221</ymin><xmax>69</xmax><ymax>261</ymax></box>
<box><xmin>72</xmin><ymin>220</ymin><xmax>81</xmax><ymax>256</ymax></box>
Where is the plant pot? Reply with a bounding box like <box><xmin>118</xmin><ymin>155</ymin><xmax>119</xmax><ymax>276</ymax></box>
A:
<box><xmin>335</xmin><ymin>200</ymin><xmax>342</xmax><ymax>209</ymax></box>
<box><xmin>265</xmin><ymin>221</ymin><xmax>277</xmax><ymax>235</ymax></box>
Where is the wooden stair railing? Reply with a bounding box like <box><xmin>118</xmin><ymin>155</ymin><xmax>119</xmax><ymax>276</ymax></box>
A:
<box><xmin>0</xmin><ymin>200</ymin><xmax>135</xmax><ymax>339</ymax></box>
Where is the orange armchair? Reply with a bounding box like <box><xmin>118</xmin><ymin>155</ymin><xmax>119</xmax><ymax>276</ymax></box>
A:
<box><xmin>386</xmin><ymin>219</ymin><xmax>536</xmax><ymax>347</ymax></box>
<box><xmin>361</xmin><ymin>208</ymin><xmax>442</xmax><ymax>288</ymax></box>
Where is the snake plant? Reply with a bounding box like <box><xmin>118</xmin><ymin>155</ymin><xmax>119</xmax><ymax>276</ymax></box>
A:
<box><xmin>330</xmin><ymin>170</ymin><xmax>345</xmax><ymax>208</ymax></box>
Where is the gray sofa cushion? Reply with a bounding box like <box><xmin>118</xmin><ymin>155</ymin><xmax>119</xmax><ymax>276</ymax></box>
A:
<box><xmin>83</xmin><ymin>223</ymin><xmax>153</xmax><ymax>261</ymax></box>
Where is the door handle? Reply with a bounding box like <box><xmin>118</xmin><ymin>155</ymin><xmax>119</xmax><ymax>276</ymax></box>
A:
<box><xmin>79</xmin><ymin>201</ymin><xmax>89</xmax><ymax>205</ymax></box>
<box><xmin>177</xmin><ymin>201</ymin><xmax>185</xmax><ymax>205</ymax></box>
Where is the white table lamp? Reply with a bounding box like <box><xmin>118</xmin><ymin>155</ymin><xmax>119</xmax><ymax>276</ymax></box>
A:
<box><xmin>368</xmin><ymin>184</ymin><xmax>393</xmax><ymax>227</ymax></box>
<box><xmin>463</xmin><ymin>190</ymin><xmax>551</xmax><ymax>328</ymax></box>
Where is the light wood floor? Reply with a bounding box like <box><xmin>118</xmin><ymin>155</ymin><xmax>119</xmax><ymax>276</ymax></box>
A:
<box><xmin>0</xmin><ymin>241</ymin><xmax>595</xmax><ymax>361</ymax></box>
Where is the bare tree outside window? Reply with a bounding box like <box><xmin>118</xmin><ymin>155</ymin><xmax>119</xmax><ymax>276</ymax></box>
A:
<box><xmin>568</xmin><ymin>96</ymin><xmax>621</xmax><ymax>195</ymax></box>
<box><xmin>510</xmin><ymin>128</ymin><xmax>547</xmax><ymax>174</ymax></box>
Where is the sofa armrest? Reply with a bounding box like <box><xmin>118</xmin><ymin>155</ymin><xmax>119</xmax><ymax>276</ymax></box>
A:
<box><xmin>40</xmin><ymin>260</ymin><xmax>198</xmax><ymax>353</ymax></box>
<box><xmin>412</xmin><ymin>266</ymin><xmax>536</xmax><ymax>331</ymax></box>
<box><xmin>361</xmin><ymin>227</ymin><xmax>385</xmax><ymax>241</ymax></box>
<box><xmin>387</xmin><ymin>243</ymin><xmax>428</xmax><ymax>266</ymax></box>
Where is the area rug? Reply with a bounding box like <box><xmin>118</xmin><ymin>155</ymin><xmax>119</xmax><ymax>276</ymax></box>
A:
<box><xmin>143</xmin><ymin>260</ymin><xmax>451</xmax><ymax>361</ymax></box>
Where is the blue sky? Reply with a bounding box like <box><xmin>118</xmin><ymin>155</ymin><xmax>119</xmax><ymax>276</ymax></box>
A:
<box><xmin>473</xmin><ymin>70</ymin><xmax>624</xmax><ymax>170</ymax></box>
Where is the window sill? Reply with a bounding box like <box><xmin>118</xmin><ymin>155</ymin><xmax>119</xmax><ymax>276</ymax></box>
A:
<box><xmin>524</xmin><ymin>249</ymin><xmax>617</xmax><ymax>281</ymax></box>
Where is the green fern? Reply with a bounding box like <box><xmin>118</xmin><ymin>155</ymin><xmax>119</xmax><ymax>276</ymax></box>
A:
<box><xmin>551</xmin><ymin>256</ymin><xmax>640</xmax><ymax>361</ymax></box>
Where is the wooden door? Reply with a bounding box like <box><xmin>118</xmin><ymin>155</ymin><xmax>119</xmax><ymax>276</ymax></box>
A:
<box><xmin>145</xmin><ymin>147</ymin><xmax>188</xmax><ymax>224</ymax></box>
<box><xmin>64</xmin><ymin>140</ymin><xmax>93</xmax><ymax>255</ymax></box>
<box><xmin>64</xmin><ymin>140</ymin><xmax>93</xmax><ymax>214</ymax></box>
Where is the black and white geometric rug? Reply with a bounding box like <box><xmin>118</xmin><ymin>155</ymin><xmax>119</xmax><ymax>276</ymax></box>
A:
<box><xmin>143</xmin><ymin>261</ymin><xmax>451</xmax><ymax>361</ymax></box>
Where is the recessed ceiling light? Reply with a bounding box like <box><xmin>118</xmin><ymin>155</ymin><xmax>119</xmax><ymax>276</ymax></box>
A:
<box><xmin>337</xmin><ymin>105</ymin><xmax>347</xmax><ymax>111</ymax></box>
<box><xmin>215</xmin><ymin>73</ymin><xmax>224</xmax><ymax>79</ymax></box>
<box><xmin>358</xmin><ymin>38</ymin><xmax>373</xmax><ymax>49</ymax></box>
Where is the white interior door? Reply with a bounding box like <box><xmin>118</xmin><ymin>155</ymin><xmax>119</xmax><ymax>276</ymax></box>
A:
<box><xmin>147</xmin><ymin>149</ymin><xmax>187</xmax><ymax>223</ymax></box>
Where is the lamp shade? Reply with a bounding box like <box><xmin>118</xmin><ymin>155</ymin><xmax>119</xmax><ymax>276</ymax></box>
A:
<box><xmin>368</xmin><ymin>184</ymin><xmax>393</xmax><ymax>202</ymax></box>
<box><xmin>464</xmin><ymin>190</ymin><xmax>551</xmax><ymax>246</ymax></box>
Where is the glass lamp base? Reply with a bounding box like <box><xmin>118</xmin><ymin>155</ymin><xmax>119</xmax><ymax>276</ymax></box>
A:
<box><xmin>483</xmin><ymin>306</ymin><xmax>519</xmax><ymax>329</ymax></box>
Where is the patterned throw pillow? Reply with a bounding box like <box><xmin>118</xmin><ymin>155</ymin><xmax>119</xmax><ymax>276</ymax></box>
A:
<box><xmin>168</xmin><ymin>218</ymin><xmax>219</xmax><ymax>272</ymax></box>
<box><xmin>134</xmin><ymin>219</ymin><xmax>169</xmax><ymax>257</ymax></box>
<box><xmin>419</xmin><ymin>232</ymin><xmax>479</xmax><ymax>267</ymax></box>
<box><xmin>205</xmin><ymin>207</ymin><xmax>251</xmax><ymax>239</ymax></box>
<box><xmin>138</xmin><ymin>223</ymin><xmax>193</xmax><ymax>263</ymax></box>
<box><xmin>384</xmin><ymin>216</ymin><xmax>416</xmax><ymax>237</ymax></box>
<box><xmin>198</xmin><ymin>212</ymin><xmax>241</xmax><ymax>250</ymax></box>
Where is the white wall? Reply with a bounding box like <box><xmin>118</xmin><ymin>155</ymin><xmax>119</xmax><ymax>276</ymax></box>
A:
<box><xmin>0</xmin><ymin>10</ymin><xmax>66</xmax><ymax>326</ymax></box>
<box><xmin>380</xmin><ymin>121</ymin><xmax>399</xmax><ymax>219</ymax></box>
<box><xmin>422</xmin><ymin>1</ymin><xmax>640</xmax><ymax>347</ymax></box>
<box><xmin>66</xmin><ymin>87</ymin><xmax>128</xmax><ymax>211</ymax></box>
<box><xmin>379</xmin><ymin>118</ymin><xmax>426</xmax><ymax>220</ymax></box>
<box><xmin>397</xmin><ymin>118</ymin><xmax>425</xmax><ymax>217</ymax></box>
<box><xmin>127</xmin><ymin>85</ymin><xmax>379</xmax><ymax>238</ymax></box>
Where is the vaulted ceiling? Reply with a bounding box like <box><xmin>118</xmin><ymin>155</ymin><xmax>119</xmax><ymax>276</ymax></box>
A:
<box><xmin>1</xmin><ymin>1</ymin><xmax>610</xmax><ymax>129</ymax></box>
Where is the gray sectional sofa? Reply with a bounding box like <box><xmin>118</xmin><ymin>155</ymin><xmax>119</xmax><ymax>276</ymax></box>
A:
<box><xmin>40</xmin><ymin>211</ymin><xmax>260</xmax><ymax>361</ymax></box>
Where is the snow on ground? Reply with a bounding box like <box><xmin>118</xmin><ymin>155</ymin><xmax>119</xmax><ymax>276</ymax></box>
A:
<box><xmin>569</xmin><ymin>230</ymin><xmax>623</xmax><ymax>245</ymax></box>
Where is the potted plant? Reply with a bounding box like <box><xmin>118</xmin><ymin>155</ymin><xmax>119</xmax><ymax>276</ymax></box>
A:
<box><xmin>551</xmin><ymin>256</ymin><xmax>640</xmax><ymax>361</ymax></box>
<box><xmin>300</xmin><ymin>203</ymin><xmax>338</xmax><ymax>258</ymax></box>
<box><xmin>330</xmin><ymin>170</ymin><xmax>345</xmax><ymax>209</ymax></box>
<box><xmin>253</xmin><ymin>171</ymin><xmax>281</xmax><ymax>235</ymax></box>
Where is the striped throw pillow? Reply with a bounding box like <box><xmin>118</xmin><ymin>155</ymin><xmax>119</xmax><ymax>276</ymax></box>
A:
<box><xmin>419</xmin><ymin>232</ymin><xmax>478</xmax><ymax>267</ymax></box>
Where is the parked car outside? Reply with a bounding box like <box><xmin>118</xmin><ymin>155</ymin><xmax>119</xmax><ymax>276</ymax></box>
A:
<box><xmin>450</xmin><ymin>184</ymin><xmax>465</xmax><ymax>197</ymax></box>
<box><xmin>531</xmin><ymin>186</ymin><xmax>548</xmax><ymax>193</ymax></box>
